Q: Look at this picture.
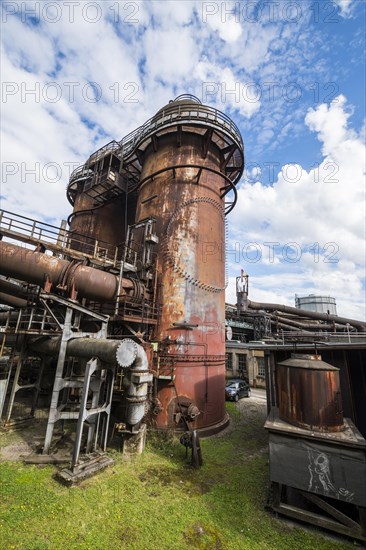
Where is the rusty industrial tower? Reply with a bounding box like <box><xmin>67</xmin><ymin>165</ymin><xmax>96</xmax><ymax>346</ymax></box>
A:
<box><xmin>0</xmin><ymin>94</ymin><xmax>244</xmax><ymax>478</ymax></box>
<box><xmin>1</xmin><ymin>95</ymin><xmax>366</xmax><ymax>541</ymax></box>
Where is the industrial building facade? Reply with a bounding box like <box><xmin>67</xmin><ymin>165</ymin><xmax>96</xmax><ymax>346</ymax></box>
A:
<box><xmin>225</xmin><ymin>341</ymin><xmax>267</xmax><ymax>388</ymax></box>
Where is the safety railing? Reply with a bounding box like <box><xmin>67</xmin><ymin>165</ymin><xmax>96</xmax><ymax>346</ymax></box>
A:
<box><xmin>0</xmin><ymin>209</ymin><xmax>120</xmax><ymax>267</ymax></box>
<box><xmin>89</xmin><ymin>298</ymin><xmax>160</xmax><ymax>324</ymax></box>
<box><xmin>67</xmin><ymin>97</ymin><xmax>244</xmax><ymax>207</ymax></box>
<box><xmin>0</xmin><ymin>307</ymin><xmax>62</xmax><ymax>334</ymax></box>
<box><xmin>276</xmin><ymin>330</ymin><xmax>366</xmax><ymax>344</ymax></box>
<box><xmin>120</xmin><ymin>100</ymin><xmax>244</xmax><ymax>161</ymax></box>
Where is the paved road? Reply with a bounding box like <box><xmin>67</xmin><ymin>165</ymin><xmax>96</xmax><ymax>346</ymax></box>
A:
<box><xmin>250</xmin><ymin>388</ymin><xmax>267</xmax><ymax>401</ymax></box>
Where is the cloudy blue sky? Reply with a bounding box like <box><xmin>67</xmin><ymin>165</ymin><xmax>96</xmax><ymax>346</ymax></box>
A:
<box><xmin>1</xmin><ymin>0</ymin><xmax>365</xmax><ymax>319</ymax></box>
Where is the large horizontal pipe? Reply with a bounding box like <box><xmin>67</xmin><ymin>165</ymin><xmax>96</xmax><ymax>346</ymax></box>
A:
<box><xmin>247</xmin><ymin>300</ymin><xmax>366</xmax><ymax>331</ymax></box>
<box><xmin>270</xmin><ymin>319</ymin><xmax>306</xmax><ymax>332</ymax></box>
<box><xmin>0</xmin><ymin>292</ymin><xmax>27</xmax><ymax>308</ymax></box>
<box><xmin>270</xmin><ymin>314</ymin><xmax>336</xmax><ymax>331</ymax></box>
<box><xmin>270</xmin><ymin>320</ymin><xmax>311</xmax><ymax>334</ymax></box>
<box><xmin>0</xmin><ymin>241</ymin><xmax>138</xmax><ymax>303</ymax></box>
<box><xmin>0</xmin><ymin>278</ymin><xmax>38</xmax><ymax>301</ymax></box>
<box><xmin>28</xmin><ymin>336</ymin><xmax>144</xmax><ymax>368</ymax></box>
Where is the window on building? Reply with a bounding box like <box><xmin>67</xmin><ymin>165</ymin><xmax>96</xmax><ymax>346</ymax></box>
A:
<box><xmin>257</xmin><ymin>357</ymin><xmax>265</xmax><ymax>377</ymax></box>
<box><xmin>238</xmin><ymin>354</ymin><xmax>247</xmax><ymax>374</ymax></box>
<box><xmin>226</xmin><ymin>353</ymin><xmax>233</xmax><ymax>370</ymax></box>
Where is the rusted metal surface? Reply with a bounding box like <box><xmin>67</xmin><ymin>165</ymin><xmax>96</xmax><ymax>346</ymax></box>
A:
<box><xmin>0</xmin><ymin>292</ymin><xmax>27</xmax><ymax>308</ymax></box>
<box><xmin>271</xmin><ymin>315</ymin><xmax>336</xmax><ymax>330</ymax></box>
<box><xmin>135</xmin><ymin>100</ymin><xmax>244</xmax><ymax>431</ymax></box>
<box><xmin>68</xmin><ymin>192</ymin><xmax>128</xmax><ymax>258</ymax></box>
<box><xmin>0</xmin><ymin>241</ymin><xmax>137</xmax><ymax>302</ymax></box>
<box><xmin>0</xmin><ymin>278</ymin><xmax>37</xmax><ymax>301</ymax></box>
<box><xmin>1</xmin><ymin>95</ymin><xmax>244</xmax><ymax>440</ymax></box>
<box><xmin>276</xmin><ymin>354</ymin><xmax>344</xmax><ymax>432</ymax></box>
<box><xmin>28</xmin><ymin>336</ymin><xmax>143</xmax><ymax>368</ymax></box>
<box><xmin>0</xmin><ymin>209</ymin><xmax>120</xmax><ymax>268</ymax></box>
<box><xmin>265</xmin><ymin>407</ymin><xmax>366</xmax><ymax>541</ymax></box>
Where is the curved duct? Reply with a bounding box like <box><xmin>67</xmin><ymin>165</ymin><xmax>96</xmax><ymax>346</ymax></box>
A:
<box><xmin>120</xmin><ymin>339</ymin><xmax>151</xmax><ymax>426</ymax></box>
<box><xmin>28</xmin><ymin>336</ymin><xmax>152</xmax><ymax>429</ymax></box>
<box><xmin>67</xmin><ymin>202</ymin><xmax>107</xmax><ymax>226</ymax></box>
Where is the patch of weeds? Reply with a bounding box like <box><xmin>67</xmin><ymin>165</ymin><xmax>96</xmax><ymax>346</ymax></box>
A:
<box><xmin>183</xmin><ymin>523</ymin><xmax>225</xmax><ymax>549</ymax></box>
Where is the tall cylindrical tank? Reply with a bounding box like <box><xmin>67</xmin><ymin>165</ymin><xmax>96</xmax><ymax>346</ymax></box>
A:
<box><xmin>68</xmin><ymin>191</ymin><xmax>128</xmax><ymax>259</ymax></box>
<box><xmin>66</xmin><ymin>151</ymin><xmax>137</xmax><ymax>259</ymax></box>
<box><xmin>276</xmin><ymin>354</ymin><xmax>344</xmax><ymax>432</ymax></box>
<box><xmin>295</xmin><ymin>294</ymin><xmax>337</xmax><ymax>315</ymax></box>
<box><xmin>134</xmin><ymin>96</ymin><xmax>244</xmax><ymax>432</ymax></box>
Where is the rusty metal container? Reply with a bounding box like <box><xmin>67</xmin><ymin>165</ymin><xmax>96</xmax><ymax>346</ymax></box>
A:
<box><xmin>133</xmin><ymin>96</ymin><xmax>244</xmax><ymax>433</ymax></box>
<box><xmin>68</xmin><ymin>191</ymin><xmax>127</xmax><ymax>259</ymax></box>
<box><xmin>277</xmin><ymin>354</ymin><xmax>344</xmax><ymax>432</ymax></box>
<box><xmin>66</xmin><ymin>148</ymin><xmax>136</xmax><ymax>259</ymax></box>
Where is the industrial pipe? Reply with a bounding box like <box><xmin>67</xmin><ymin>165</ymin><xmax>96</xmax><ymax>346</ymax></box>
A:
<box><xmin>0</xmin><ymin>241</ymin><xmax>139</xmax><ymax>303</ymax></box>
<box><xmin>270</xmin><ymin>314</ymin><xmax>336</xmax><ymax>331</ymax></box>
<box><xmin>120</xmin><ymin>339</ymin><xmax>152</xmax><ymax>426</ymax></box>
<box><xmin>0</xmin><ymin>293</ymin><xmax>27</xmax><ymax>309</ymax></box>
<box><xmin>270</xmin><ymin>319</ymin><xmax>310</xmax><ymax>333</ymax></box>
<box><xmin>247</xmin><ymin>300</ymin><xmax>366</xmax><ymax>331</ymax></box>
<box><xmin>28</xmin><ymin>336</ymin><xmax>138</xmax><ymax>368</ymax></box>
<box><xmin>28</xmin><ymin>336</ymin><xmax>151</xmax><ymax>428</ymax></box>
<box><xmin>0</xmin><ymin>278</ymin><xmax>38</xmax><ymax>301</ymax></box>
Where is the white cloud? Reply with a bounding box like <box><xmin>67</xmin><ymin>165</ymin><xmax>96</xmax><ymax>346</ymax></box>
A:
<box><xmin>202</xmin><ymin>4</ymin><xmax>243</xmax><ymax>43</ymax></box>
<box><xmin>196</xmin><ymin>61</ymin><xmax>261</xmax><ymax>118</ymax></box>
<box><xmin>305</xmin><ymin>95</ymin><xmax>353</xmax><ymax>155</ymax></box>
<box><xmin>144</xmin><ymin>1</ymin><xmax>195</xmax><ymax>28</ymax></box>
<box><xmin>143</xmin><ymin>28</ymin><xmax>199</xmax><ymax>84</ymax></box>
<box><xmin>1</xmin><ymin>16</ymin><xmax>55</xmax><ymax>73</ymax></box>
<box><xmin>0</xmin><ymin>1</ymin><xmax>364</xmax><ymax>320</ymax></box>
<box><xmin>228</xmin><ymin>96</ymin><xmax>366</xmax><ymax>319</ymax></box>
<box><xmin>334</xmin><ymin>0</ymin><xmax>355</xmax><ymax>18</ymax></box>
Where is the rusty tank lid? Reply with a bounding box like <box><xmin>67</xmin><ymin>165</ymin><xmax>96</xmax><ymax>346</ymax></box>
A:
<box><xmin>278</xmin><ymin>354</ymin><xmax>339</xmax><ymax>371</ymax></box>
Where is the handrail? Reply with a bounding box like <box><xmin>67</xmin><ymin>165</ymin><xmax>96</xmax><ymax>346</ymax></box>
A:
<box><xmin>0</xmin><ymin>209</ymin><xmax>119</xmax><ymax>265</ymax></box>
<box><xmin>171</xmin><ymin>94</ymin><xmax>202</xmax><ymax>103</ymax></box>
<box><xmin>67</xmin><ymin>99</ymin><xmax>245</xmax><ymax>205</ymax></box>
<box><xmin>120</xmin><ymin>101</ymin><xmax>243</xmax><ymax>157</ymax></box>
<box><xmin>0</xmin><ymin>209</ymin><xmax>158</xmax><ymax>272</ymax></box>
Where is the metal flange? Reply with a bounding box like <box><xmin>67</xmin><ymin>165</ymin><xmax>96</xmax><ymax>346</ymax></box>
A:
<box><xmin>116</xmin><ymin>338</ymin><xmax>138</xmax><ymax>368</ymax></box>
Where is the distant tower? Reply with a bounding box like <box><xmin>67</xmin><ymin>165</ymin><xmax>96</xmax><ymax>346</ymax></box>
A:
<box><xmin>295</xmin><ymin>294</ymin><xmax>337</xmax><ymax>315</ymax></box>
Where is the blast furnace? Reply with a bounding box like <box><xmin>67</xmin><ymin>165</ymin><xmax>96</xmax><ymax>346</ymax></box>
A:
<box><xmin>66</xmin><ymin>94</ymin><xmax>244</xmax><ymax>434</ymax></box>
<box><xmin>0</xmin><ymin>94</ymin><xmax>244</xmax><ymax>474</ymax></box>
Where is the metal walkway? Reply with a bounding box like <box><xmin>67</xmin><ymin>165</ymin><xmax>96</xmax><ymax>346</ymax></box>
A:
<box><xmin>0</xmin><ymin>209</ymin><xmax>120</xmax><ymax>268</ymax></box>
<box><xmin>67</xmin><ymin>94</ymin><xmax>245</xmax><ymax>213</ymax></box>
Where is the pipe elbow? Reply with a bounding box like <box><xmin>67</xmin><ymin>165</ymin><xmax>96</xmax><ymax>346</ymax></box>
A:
<box><xmin>132</xmin><ymin>345</ymin><xmax>149</xmax><ymax>372</ymax></box>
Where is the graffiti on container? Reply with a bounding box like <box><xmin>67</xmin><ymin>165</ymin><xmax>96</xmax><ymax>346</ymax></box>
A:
<box><xmin>307</xmin><ymin>449</ymin><xmax>354</xmax><ymax>502</ymax></box>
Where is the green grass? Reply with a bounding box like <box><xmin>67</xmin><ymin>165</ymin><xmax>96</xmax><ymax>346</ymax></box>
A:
<box><xmin>0</xmin><ymin>402</ymin><xmax>354</xmax><ymax>550</ymax></box>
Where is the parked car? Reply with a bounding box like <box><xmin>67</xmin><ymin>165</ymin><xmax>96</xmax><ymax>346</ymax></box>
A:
<box><xmin>225</xmin><ymin>379</ymin><xmax>251</xmax><ymax>401</ymax></box>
